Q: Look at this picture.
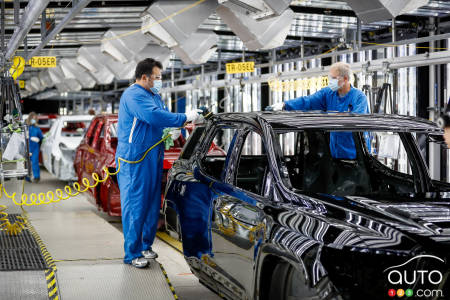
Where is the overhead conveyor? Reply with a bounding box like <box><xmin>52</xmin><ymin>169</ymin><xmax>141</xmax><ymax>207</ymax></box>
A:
<box><xmin>0</xmin><ymin>1</ymin><xmax>185</xmax><ymax>299</ymax></box>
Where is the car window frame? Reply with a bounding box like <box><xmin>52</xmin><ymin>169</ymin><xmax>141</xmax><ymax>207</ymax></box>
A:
<box><xmin>196</xmin><ymin>122</ymin><xmax>240</xmax><ymax>183</ymax></box>
<box><xmin>225</xmin><ymin>124</ymin><xmax>273</xmax><ymax>200</ymax></box>
<box><xmin>86</xmin><ymin>119</ymin><xmax>99</xmax><ymax>147</ymax></box>
<box><xmin>92</xmin><ymin>121</ymin><xmax>104</xmax><ymax>150</ymax></box>
<box><xmin>272</xmin><ymin>128</ymin><xmax>429</xmax><ymax>195</ymax></box>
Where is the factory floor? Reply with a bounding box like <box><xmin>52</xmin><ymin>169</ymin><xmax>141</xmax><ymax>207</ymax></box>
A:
<box><xmin>0</xmin><ymin>169</ymin><xmax>221</xmax><ymax>300</ymax></box>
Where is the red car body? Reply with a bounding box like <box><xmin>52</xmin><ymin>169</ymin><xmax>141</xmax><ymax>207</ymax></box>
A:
<box><xmin>74</xmin><ymin>114</ymin><xmax>187</xmax><ymax>217</ymax></box>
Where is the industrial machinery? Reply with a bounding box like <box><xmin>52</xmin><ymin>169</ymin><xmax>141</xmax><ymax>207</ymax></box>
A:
<box><xmin>0</xmin><ymin>75</ymin><xmax>31</xmax><ymax>181</ymax></box>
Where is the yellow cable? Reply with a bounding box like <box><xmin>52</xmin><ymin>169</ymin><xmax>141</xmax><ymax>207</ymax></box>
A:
<box><xmin>0</xmin><ymin>132</ymin><xmax>175</xmax><ymax>235</ymax></box>
<box><xmin>39</xmin><ymin>0</ymin><xmax>207</xmax><ymax>46</ymax></box>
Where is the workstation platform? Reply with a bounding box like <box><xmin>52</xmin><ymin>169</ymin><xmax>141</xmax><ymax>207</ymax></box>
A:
<box><xmin>0</xmin><ymin>170</ymin><xmax>219</xmax><ymax>300</ymax></box>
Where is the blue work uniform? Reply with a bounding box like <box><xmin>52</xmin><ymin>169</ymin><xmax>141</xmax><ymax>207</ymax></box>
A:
<box><xmin>284</xmin><ymin>86</ymin><xmax>369</xmax><ymax>159</ymax></box>
<box><xmin>116</xmin><ymin>84</ymin><xmax>187</xmax><ymax>264</ymax></box>
<box><xmin>29</xmin><ymin>125</ymin><xmax>43</xmax><ymax>179</ymax></box>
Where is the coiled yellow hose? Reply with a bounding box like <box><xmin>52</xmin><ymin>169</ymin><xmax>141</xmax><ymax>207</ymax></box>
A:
<box><xmin>0</xmin><ymin>134</ymin><xmax>172</xmax><ymax>235</ymax></box>
<box><xmin>0</xmin><ymin>205</ymin><xmax>26</xmax><ymax>235</ymax></box>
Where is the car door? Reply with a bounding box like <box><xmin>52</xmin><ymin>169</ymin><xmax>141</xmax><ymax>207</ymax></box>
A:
<box><xmin>91</xmin><ymin>121</ymin><xmax>106</xmax><ymax>201</ymax></box>
<box><xmin>165</xmin><ymin>124</ymin><xmax>240</xmax><ymax>283</ymax></box>
<box><xmin>208</xmin><ymin>126</ymin><xmax>270</xmax><ymax>299</ymax></box>
<box><xmin>42</xmin><ymin>119</ymin><xmax>59</xmax><ymax>174</ymax></box>
<box><xmin>81</xmin><ymin>119</ymin><xmax>100</xmax><ymax>193</ymax></box>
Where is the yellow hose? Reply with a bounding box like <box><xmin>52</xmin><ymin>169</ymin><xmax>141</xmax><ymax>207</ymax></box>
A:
<box><xmin>0</xmin><ymin>133</ymin><xmax>173</xmax><ymax>235</ymax></box>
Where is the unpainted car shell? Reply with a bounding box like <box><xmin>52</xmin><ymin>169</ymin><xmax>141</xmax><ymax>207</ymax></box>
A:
<box><xmin>37</xmin><ymin>114</ymin><xmax>58</xmax><ymax>164</ymax></box>
<box><xmin>164</xmin><ymin>112</ymin><xmax>450</xmax><ymax>300</ymax></box>
<box><xmin>42</xmin><ymin>115</ymin><xmax>93</xmax><ymax>181</ymax></box>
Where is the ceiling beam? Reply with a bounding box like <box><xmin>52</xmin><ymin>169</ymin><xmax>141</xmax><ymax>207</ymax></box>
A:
<box><xmin>289</xmin><ymin>5</ymin><xmax>432</xmax><ymax>23</ymax></box>
<box><xmin>289</xmin><ymin>5</ymin><xmax>356</xmax><ymax>17</ymax></box>
<box><xmin>4</xmin><ymin>1</ymin><xmax>152</xmax><ymax>9</ymax></box>
<box><xmin>26</xmin><ymin>0</ymin><xmax>92</xmax><ymax>61</ymax></box>
<box><xmin>213</xmin><ymin>29</ymin><xmax>333</xmax><ymax>45</ymax></box>
<box><xmin>5</xmin><ymin>0</ymin><xmax>51</xmax><ymax>60</ymax></box>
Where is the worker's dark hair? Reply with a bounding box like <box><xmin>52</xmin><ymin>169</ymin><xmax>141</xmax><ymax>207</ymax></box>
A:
<box><xmin>135</xmin><ymin>58</ymin><xmax>163</xmax><ymax>80</ymax></box>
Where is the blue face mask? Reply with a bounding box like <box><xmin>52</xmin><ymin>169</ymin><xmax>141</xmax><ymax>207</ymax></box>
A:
<box><xmin>150</xmin><ymin>80</ymin><xmax>162</xmax><ymax>94</ymax></box>
<box><xmin>328</xmin><ymin>78</ymin><xmax>340</xmax><ymax>91</ymax></box>
<box><xmin>31</xmin><ymin>119</ymin><xmax>36</xmax><ymax>125</ymax></box>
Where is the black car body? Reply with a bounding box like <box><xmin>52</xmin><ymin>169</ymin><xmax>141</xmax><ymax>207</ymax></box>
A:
<box><xmin>164</xmin><ymin>112</ymin><xmax>450</xmax><ymax>300</ymax></box>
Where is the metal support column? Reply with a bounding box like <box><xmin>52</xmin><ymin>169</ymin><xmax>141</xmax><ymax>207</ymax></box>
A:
<box><xmin>429</xmin><ymin>17</ymin><xmax>440</xmax><ymax>180</ymax></box>
<box><xmin>392</xmin><ymin>18</ymin><xmax>396</xmax><ymax>43</ymax></box>
<box><xmin>1</xmin><ymin>0</ymin><xmax>5</xmax><ymax>62</ymax></box>
<box><xmin>13</xmin><ymin>0</ymin><xmax>19</xmax><ymax>25</ymax></box>
<box><xmin>171</xmin><ymin>60</ymin><xmax>176</xmax><ymax>112</ymax></box>
<box><xmin>41</xmin><ymin>11</ymin><xmax>47</xmax><ymax>41</ymax></box>
<box><xmin>357</xmin><ymin>18</ymin><xmax>362</xmax><ymax>61</ymax></box>
<box><xmin>269</xmin><ymin>49</ymin><xmax>276</xmax><ymax>105</ymax></box>
<box><xmin>217</xmin><ymin>49</ymin><xmax>222</xmax><ymax>72</ymax></box>
<box><xmin>300</xmin><ymin>36</ymin><xmax>305</xmax><ymax>71</ymax></box>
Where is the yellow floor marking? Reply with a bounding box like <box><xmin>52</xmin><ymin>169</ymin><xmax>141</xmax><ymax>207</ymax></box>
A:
<box><xmin>156</xmin><ymin>231</ymin><xmax>183</xmax><ymax>253</ymax></box>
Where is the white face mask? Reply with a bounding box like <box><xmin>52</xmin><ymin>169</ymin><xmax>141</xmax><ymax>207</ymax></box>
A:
<box><xmin>150</xmin><ymin>80</ymin><xmax>162</xmax><ymax>94</ymax></box>
<box><xmin>328</xmin><ymin>76</ymin><xmax>342</xmax><ymax>91</ymax></box>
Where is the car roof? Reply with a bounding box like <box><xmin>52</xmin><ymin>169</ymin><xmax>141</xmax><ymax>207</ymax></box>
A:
<box><xmin>57</xmin><ymin>115</ymin><xmax>94</xmax><ymax>122</ymax></box>
<box><xmin>94</xmin><ymin>114</ymin><xmax>117</xmax><ymax>120</ymax></box>
<box><xmin>213</xmin><ymin>112</ymin><xmax>441</xmax><ymax>133</ymax></box>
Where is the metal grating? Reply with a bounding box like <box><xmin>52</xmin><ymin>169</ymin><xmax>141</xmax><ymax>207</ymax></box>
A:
<box><xmin>0</xmin><ymin>214</ymin><xmax>49</xmax><ymax>271</ymax></box>
<box><xmin>0</xmin><ymin>230</ymin><xmax>40</xmax><ymax>249</ymax></box>
<box><xmin>0</xmin><ymin>248</ymin><xmax>48</xmax><ymax>270</ymax></box>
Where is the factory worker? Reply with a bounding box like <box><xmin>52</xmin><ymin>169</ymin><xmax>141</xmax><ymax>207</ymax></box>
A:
<box><xmin>27</xmin><ymin>112</ymin><xmax>43</xmax><ymax>182</ymax></box>
<box><xmin>116</xmin><ymin>58</ymin><xmax>202</xmax><ymax>268</ymax></box>
<box><xmin>268</xmin><ymin>62</ymin><xmax>369</xmax><ymax>159</ymax></box>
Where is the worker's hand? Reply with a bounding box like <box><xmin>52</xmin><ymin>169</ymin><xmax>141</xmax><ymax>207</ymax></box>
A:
<box><xmin>169</xmin><ymin>128</ymin><xmax>181</xmax><ymax>140</ymax></box>
<box><xmin>185</xmin><ymin>109</ymin><xmax>203</xmax><ymax>123</ymax></box>
<box><xmin>266</xmin><ymin>102</ymin><xmax>284</xmax><ymax>111</ymax></box>
<box><xmin>30</xmin><ymin>137</ymin><xmax>40</xmax><ymax>143</ymax></box>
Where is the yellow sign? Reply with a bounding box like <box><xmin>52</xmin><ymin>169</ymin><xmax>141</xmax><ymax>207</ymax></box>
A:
<box><xmin>9</xmin><ymin>56</ymin><xmax>25</xmax><ymax>80</ymax></box>
<box><xmin>29</xmin><ymin>56</ymin><xmax>57</xmax><ymax>68</ymax></box>
<box><xmin>226</xmin><ymin>62</ymin><xmax>255</xmax><ymax>74</ymax></box>
<box><xmin>268</xmin><ymin>76</ymin><xmax>329</xmax><ymax>92</ymax></box>
<box><xmin>18</xmin><ymin>80</ymin><xmax>25</xmax><ymax>89</ymax></box>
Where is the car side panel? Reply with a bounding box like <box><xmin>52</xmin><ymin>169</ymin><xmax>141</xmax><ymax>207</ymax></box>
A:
<box><xmin>165</xmin><ymin>168</ymin><xmax>216</xmax><ymax>258</ymax></box>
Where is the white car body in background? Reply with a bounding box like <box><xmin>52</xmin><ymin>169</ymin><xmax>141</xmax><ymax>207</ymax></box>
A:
<box><xmin>42</xmin><ymin>115</ymin><xmax>93</xmax><ymax>181</ymax></box>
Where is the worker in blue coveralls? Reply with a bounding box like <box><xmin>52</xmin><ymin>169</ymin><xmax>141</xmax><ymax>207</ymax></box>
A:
<box><xmin>27</xmin><ymin>112</ymin><xmax>43</xmax><ymax>183</ymax></box>
<box><xmin>116</xmin><ymin>58</ymin><xmax>202</xmax><ymax>268</ymax></box>
<box><xmin>268</xmin><ymin>62</ymin><xmax>369</xmax><ymax>159</ymax></box>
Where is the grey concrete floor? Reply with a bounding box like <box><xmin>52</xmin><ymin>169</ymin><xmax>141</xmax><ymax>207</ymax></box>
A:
<box><xmin>1</xmin><ymin>168</ymin><xmax>220</xmax><ymax>300</ymax></box>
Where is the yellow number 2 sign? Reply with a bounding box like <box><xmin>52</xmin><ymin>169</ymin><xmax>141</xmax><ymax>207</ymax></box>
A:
<box><xmin>9</xmin><ymin>56</ymin><xmax>25</xmax><ymax>80</ymax></box>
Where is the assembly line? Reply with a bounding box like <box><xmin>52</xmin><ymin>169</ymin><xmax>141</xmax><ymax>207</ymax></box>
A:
<box><xmin>2</xmin><ymin>1</ymin><xmax>450</xmax><ymax>300</ymax></box>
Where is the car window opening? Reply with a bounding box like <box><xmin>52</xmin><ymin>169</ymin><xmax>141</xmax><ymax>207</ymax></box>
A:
<box><xmin>201</xmin><ymin>127</ymin><xmax>235</xmax><ymax>181</ymax></box>
<box><xmin>235</xmin><ymin>131</ymin><xmax>270</xmax><ymax>196</ymax></box>
<box><xmin>62</xmin><ymin>121</ymin><xmax>89</xmax><ymax>137</ymax></box>
<box><xmin>276</xmin><ymin>129</ymin><xmax>418</xmax><ymax>198</ymax></box>
<box><xmin>109</xmin><ymin>122</ymin><xmax>118</xmax><ymax>150</ymax></box>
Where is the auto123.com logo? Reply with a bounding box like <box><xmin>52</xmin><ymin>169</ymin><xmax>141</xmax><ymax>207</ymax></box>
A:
<box><xmin>384</xmin><ymin>255</ymin><xmax>445</xmax><ymax>298</ymax></box>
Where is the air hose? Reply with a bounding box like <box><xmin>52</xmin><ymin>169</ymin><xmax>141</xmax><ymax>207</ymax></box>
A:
<box><xmin>0</xmin><ymin>108</ymin><xmax>213</xmax><ymax>235</ymax></box>
<box><xmin>0</xmin><ymin>132</ymin><xmax>172</xmax><ymax>235</ymax></box>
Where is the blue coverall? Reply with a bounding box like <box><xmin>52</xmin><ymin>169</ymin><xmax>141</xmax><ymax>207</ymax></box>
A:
<box><xmin>116</xmin><ymin>84</ymin><xmax>187</xmax><ymax>264</ymax></box>
<box><xmin>29</xmin><ymin>125</ymin><xmax>43</xmax><ymax>179</ymax></box>
<box><xmin>284</xmin><ymin>86</ymin><xmax>369</xmax><ymax>159</ymax></box>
